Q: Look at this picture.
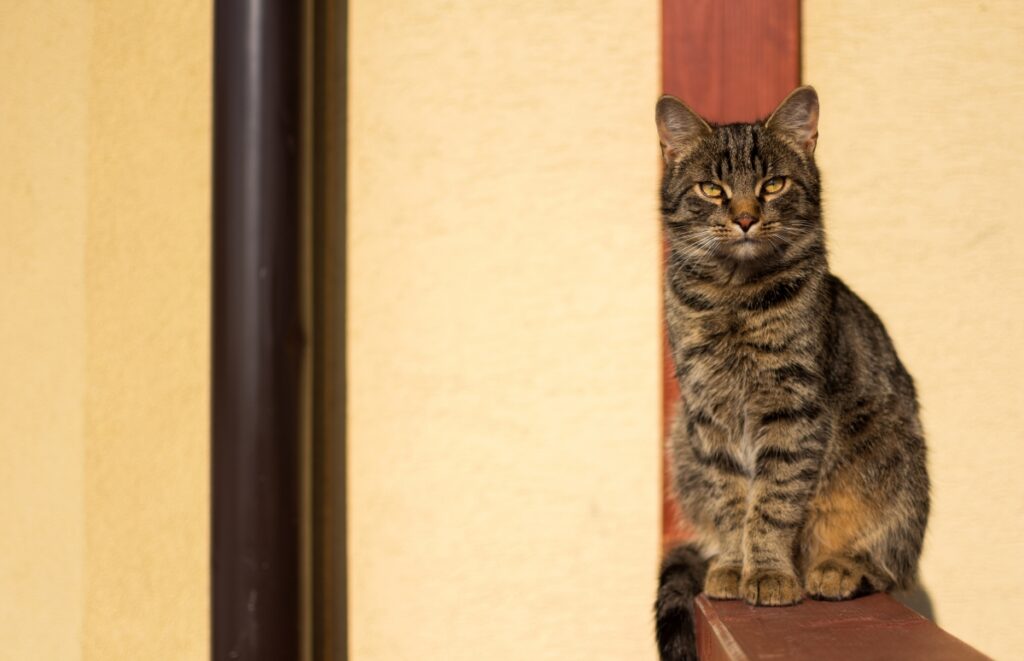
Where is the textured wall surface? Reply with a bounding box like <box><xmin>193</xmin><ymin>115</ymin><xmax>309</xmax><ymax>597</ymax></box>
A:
<box><xmin>0</xmin><ymin>2</ymin><xmax>210</xmax><ymax>658</ymax></box>
<box><xmin>347</xmin><ymin>1</ymin><xmax>662</xmax><ymax>659</ymax></box>
<box><xmin>805</xmin><ymin>2</ymin><xmax>1024</xmax><ymax>658</ymax></box>
<box><xmin>0</xmin><ymin>3</ymin><xmax>89</xmax><ymax>658</ymax></box>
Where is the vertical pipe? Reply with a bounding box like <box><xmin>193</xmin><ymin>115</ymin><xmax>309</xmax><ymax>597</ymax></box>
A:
<box><xmin>212</xmin><ymin>0</ymin><xmax>306</xmax><ymax>658</ymax></box>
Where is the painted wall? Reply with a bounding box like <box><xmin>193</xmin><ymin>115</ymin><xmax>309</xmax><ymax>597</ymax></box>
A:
<box><xmin>0</xmin><ymin>2</ymin><xmax>210</xmax><ymax>658</ymax></box>
<box><xmin>347</xmin><ymin>1</ymin><xmax>661</xmax><ymax>659</ymax></box>
<box><xmin>15</xmin><ymin>2</ymin><xmax>1012</xmax><ymax>658</ymax></box>
<box><xmin>805</xmin><ymin>2</ymin><xmax>1024</xmax><ymax>658</ymax></box>
<box><xmin>0</xmin><ymin>4</ymin><xmax>88</xmax><ymax>658</ymax></box>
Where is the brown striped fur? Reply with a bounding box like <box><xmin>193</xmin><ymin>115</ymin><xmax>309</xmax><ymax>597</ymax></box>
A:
<box><xmin>653</xmin><ymin>87</ymin><xmax>929</xmax><ymax>660</ymax></box>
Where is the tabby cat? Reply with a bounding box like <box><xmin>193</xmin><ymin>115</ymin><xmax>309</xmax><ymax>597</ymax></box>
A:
<box><xmin>653</xmin><ymin>87</ymin><xmax>930</xmax><ymax>661</ymax></box>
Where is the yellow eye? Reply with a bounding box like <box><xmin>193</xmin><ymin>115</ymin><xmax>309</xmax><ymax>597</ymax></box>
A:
<box><xmin>762</xmin><ymin>177</ymin><xmax>786</xmax><ymax>195</ymax></box>
<box><xmin>698</xmin><ymin>182</ymin><xmax>724</xmax><ymax>198</ymax></box>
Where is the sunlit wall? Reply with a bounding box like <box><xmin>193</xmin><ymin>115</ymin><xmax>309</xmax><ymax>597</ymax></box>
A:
<box><xmin>0</xmin><ymin>2</ymin><xmax>210</xmax><ymax>658</ymax></box>
<box><xmin>347</xmin><ymin>1</ymin><xmax>662</xmax><ymax>659</ymax></box>
<box><xmin>805</xmin><ymin>2</ymin><xmax>1024</xmax><ymax>658</ymax></box>
<box><xmin>4</xmin><ymin>1</ymin><xmax>1019</xmax><ymax>659</ymax></box>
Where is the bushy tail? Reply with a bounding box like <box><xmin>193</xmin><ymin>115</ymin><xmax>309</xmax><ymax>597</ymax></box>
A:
<box><xmin>655</xmin><ymin>544</ymin><xmax>707</xmax><ymax>661</ymax></box>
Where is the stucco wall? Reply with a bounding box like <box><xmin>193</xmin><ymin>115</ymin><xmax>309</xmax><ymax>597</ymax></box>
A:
<box><xmin>10</xmin><ymin>2</ymin><xmax>1014</xmax><ymax>659</ymax></box>
<box><xmin>0</xmin><ymin>2</ymin><xmax>210</xmax><ymax>658</ymax></box>
<box><xmin>804</xmin><ymin>2</ymin><xmax>1024</xmax><ymax>658</ymax></box>
<box><xmin>347</xmin><ymin>2</ymin><xmax>661</xmax><ymax>659</ymax></box>
<box><xmin>0</xmin><ymin>4</ymin><xmax>89</xmax><ymax>658</ymax></box>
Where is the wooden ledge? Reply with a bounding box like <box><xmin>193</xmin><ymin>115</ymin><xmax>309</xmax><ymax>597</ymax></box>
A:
<box><xmin>695</xmin><ymin>593</ymin><xmax>990</xmax><ymax>660</ymax></box>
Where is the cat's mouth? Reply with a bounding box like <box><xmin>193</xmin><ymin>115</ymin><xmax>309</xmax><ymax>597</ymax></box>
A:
<box><xmin>725</xmin><ymin>234</ymin><xmax>774</xmax><ymax>261</ymax></box>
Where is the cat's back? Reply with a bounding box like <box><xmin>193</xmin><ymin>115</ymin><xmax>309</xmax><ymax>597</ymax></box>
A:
<box><xmin>811</xmin><ymin>273</ymin><xmax>928</xmax><ymax>574</ymax></box>
<box><xmin>822</xmin><ymin>273</ymin><xmax>921</xmax><ymax>431</ymax></box>
<box><xmin>819</xmin><ymin>272</ymin><xmax>925</xmax><ymax>478</ymax></box>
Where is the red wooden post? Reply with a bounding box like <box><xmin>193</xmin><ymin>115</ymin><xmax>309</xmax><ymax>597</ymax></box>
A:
<box><xmin>660</xmin><ymin>0</ymin><xmax>801</xmax><ymax>545</ymax></box>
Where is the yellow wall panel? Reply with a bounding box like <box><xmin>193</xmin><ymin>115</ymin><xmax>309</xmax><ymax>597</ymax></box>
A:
<box><xmin>0</xmin><ymin>3</ymin><xmax>89</xmax><ymax>658</ymax></box>
<box><xmin>805</xmin><ymin>2</ymin><xmax>1024</xmax><ymax>658</ymax></box>
<box><xmin>83</xmin><ymin>2</ymin><xmax>210</xmax><ymax>658</ymax></box>
<box><xmin>0</xmin><ymin>2</ymin><xmax>210</xmax><ymax>658</ymax></box>
<box><xmin>348</xmin><ymin>1</ymin><xmax>661</xmax><ymax>659</ymax></box>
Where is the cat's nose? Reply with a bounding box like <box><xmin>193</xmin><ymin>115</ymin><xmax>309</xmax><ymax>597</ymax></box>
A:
<box><xmin>733</xmin><ymin>214</ymin><xmax>759</xmax><ymax>232</ymax></box>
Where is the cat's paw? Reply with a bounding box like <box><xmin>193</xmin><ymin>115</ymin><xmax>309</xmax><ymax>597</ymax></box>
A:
<box><xmin>805</xmin><ymin>558</ymin><xmax>869</xmax><ymax>601</ymax></box>
<box><xmin>741</xmin><ymin>568</ymin><xmax>802</xmax><ymax>606</ymax></box>
<box><xmin>704</xmin><ymin>565</ymin><xmax>742</xmax><ymax>600</ymax></box>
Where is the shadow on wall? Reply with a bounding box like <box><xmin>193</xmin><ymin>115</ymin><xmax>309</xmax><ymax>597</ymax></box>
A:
<box><xmin>894</xmin><ymin>579</ymin><xmax>936</xmax><ymax>622</ymax></box>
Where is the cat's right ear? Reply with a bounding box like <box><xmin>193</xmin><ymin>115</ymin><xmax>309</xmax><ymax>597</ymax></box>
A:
<box><xmin>766</xmin><ymin>86</ymin><xmax>819</xmax><ymax>155</ymax></box>
<box><xmin>656</xmin><ymin>95</ymin><xmax>711</xmax><ymax>163</ymax></box>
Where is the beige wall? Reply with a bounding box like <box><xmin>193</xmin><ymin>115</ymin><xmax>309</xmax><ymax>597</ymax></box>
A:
<box><xmin>0</xmin><ymin>2</ymin><xmax>210</xmax><ymax>658</ymax></box>
<box><xmin>805</xmin><ymin>2</ymin><xmax>1024</xmax><ymax>658</ymax></box>
<box><xmin>347</xmin><ymin>1</ymin><xmax>661</xmax><ymax>659</ymax></box>
<box><xmin>15</xmin><ymin>2</ymin><xmax>1015</xmax><ymax>659</ymax></box>
<box><xmin>0</xmin><ymin>4</ymin><xmax>89</xmax><ymax>658</ymax></box>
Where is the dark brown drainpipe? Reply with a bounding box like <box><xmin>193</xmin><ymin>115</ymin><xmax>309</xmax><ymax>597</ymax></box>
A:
<box><xmin>212</xmin><ymin>0</ymin><xmax>306</xmax><ymax>658</ymax></box>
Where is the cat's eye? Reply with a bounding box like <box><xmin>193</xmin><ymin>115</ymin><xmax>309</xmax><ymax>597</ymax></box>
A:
<box><xmin>762</xmin><ymin>177</ymin><xmax>786</xmax><ymax>195</ymax></box>
<box><xmin>698</xmin><ymin>182</ymin><xmax>724</xmax><ymax>198</ymax></box>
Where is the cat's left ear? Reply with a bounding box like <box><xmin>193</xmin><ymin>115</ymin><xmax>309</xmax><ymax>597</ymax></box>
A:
<box><xmin>656</xmin><ymin>95</ymin><xmax>712</xmax><ymax>163</ymax></box>
<box><xmin>766</xmin><ymin>86</ymin><xmax>819</xmax><ymax>155</ymax></box>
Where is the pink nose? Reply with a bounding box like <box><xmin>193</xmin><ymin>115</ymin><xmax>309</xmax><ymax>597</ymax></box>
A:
<box><xmin>734</xmin><ymin>214</ymin><xmax>759</xmax><ymax>232</ymax></box>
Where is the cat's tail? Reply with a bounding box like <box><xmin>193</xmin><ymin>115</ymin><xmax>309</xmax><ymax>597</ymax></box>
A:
<box><xmin>655</xmin><ymin>543</ymin><xmax>708</xmax><ymax>661</ymax></box>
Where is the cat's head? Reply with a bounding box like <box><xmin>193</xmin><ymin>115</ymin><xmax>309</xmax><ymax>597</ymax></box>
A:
<box><xmin>656</xmin><ymin>86</ymin><xmax>822</xmax><ymax>271</ymax></box>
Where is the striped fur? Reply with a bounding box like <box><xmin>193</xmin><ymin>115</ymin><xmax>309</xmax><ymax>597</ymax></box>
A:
<box><xmin>654</xmin><ymin>87</ymin><xmax>929</xmax><ymax>660</ymax></box>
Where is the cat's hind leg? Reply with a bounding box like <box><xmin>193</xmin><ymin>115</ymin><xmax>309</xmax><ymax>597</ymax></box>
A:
<box><xmin>804</xmin><ymin>553</ymin><xmax>888</xmax><ymax>600</ymax></box>
<box><xmin>802</xmin><ymin>475</ymin><xmax>912</xmax><ymax>600</ymax></box>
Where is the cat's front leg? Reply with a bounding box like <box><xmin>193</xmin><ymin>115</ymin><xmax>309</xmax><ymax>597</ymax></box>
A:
<box><xmin>674</xmin><ymin>402</ymin><xmax>749</xmax><ymax>600</ymax></box>
<box><xmin>703</xmin><ymin>501</ymin><xmax>745</xmax><ymax>600</ymax></box>
<box><xmin>740</xmin><ymin>396</ymin><xmax>827</xmax><ymax>606</ymax></box>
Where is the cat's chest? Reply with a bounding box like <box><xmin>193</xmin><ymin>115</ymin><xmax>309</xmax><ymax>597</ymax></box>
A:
<box><xmin>675</xmin><ymin>309</ymin><xmax>763</xmax><ymax>458</ymax></box>
<box><xmin>672</xmin><ymin>305</ymin><xmax>790</xmax><ymax>412</ymax></box>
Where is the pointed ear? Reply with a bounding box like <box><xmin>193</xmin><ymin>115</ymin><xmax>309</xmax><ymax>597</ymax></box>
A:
<box><xmin>656</xmin><ymin>95</ymin><xmax>711</xmax><ymax>163</ymax></box>
<box><xmin>766</xmin><ymin>86</ymin><xmax>819</xmax><ymax>155</ymax></box>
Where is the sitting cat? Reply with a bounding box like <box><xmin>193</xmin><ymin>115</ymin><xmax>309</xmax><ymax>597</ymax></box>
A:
<box><xmin>653</xmin><ymin>86</ymin><xmax>929</xmax><ymax>661</ymax></box>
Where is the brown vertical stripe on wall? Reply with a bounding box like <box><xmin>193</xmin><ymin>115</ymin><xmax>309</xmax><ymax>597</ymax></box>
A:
<box><xmin>660</xmin><ymin>0</ymin><xmax>801</xmax><ymax>545</ymax></box>
<box><xmin>312</xmin><ymin>0</ymin><xmax>347</xmax><ymax>659</ymax></box>
<box><xmin>212</xmin><ymin>0</ymin><xmax>307</xmax><ymax>658</ymax></box>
